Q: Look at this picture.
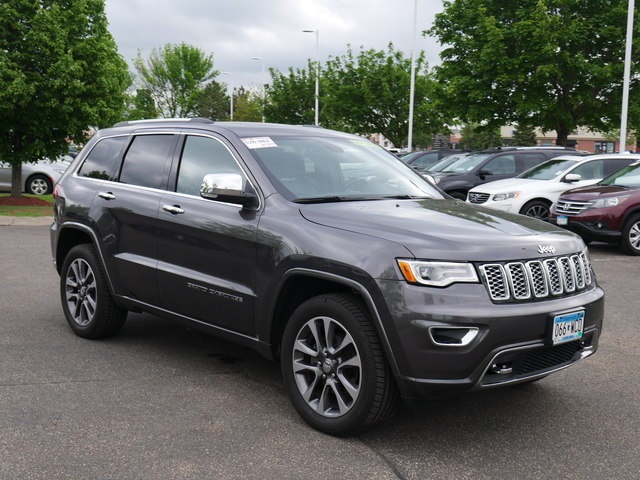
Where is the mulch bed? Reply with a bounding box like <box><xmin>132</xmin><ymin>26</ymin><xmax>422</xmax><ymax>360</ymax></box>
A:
<box><xmin>0</xmin><ymin>196</ymin><xmax>51</xmax><ymax>206</ymax></box>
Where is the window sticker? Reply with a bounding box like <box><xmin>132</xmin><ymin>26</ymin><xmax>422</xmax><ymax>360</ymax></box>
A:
<box><xmin>242</xmin><ymin>137</ymin><xmax>278</xmax><ymax>149</ymax></box>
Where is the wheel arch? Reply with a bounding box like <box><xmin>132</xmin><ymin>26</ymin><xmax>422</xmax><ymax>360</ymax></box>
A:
<box><xmin>267</xmin><ymin>268</ymin><xmax>401</xmax><ymax>377</ymax></box>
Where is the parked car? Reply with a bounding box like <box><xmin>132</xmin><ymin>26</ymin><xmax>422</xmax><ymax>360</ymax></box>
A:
<box><xmin>428</xmin><ymin>147</ymin><xmax>577</xmax><ymax>199</ymax></box>
<box><xmin>401</xmin><ymin>149</ymin><xmax>467</xmax><ymax>172</ymax></box>
<box><xmin>551</xmin><ymin>160</ymin><xmax>640</xmax><ymax>255</ymax></box>
<box><xmin>51</xmin><ymin>119</ymin><xmax>603</xmax><ymax>435</ymax></box>
<box><xmin>467</xmin><ymin>153</ymin><xmax>638</xmax><ymax>219</ymax></box>
<box><xmin>0</xmin><ymin>157</ymin><xmax>71</xmax><ymax>195</ymax></box>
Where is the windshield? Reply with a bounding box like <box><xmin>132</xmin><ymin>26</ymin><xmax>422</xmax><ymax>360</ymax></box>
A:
<box><xmin>248</xmin><ymin>136</ymin><xmax>443</xmax><ymax>202</ymax></box>
<box><xmin>426</xmin><ymin>153</ymin><xmax>468</xmax><ymax>172</ymax></box>
<box><xmin>519</xmin><ymin>158</ymin><xmax>579</xmax><ymax>180</ymax></box>
<box><xmin>600</xmin><ymin>162</ymin><xmax>640</xmax><ymax>188</ymax></box>
<box><xmin>442</xmin><ymin>152</ymin><xmax>492</xmax><ymax>173</ymax></box>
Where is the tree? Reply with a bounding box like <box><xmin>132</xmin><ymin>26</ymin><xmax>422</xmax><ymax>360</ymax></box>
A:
<box><xmin>125</xmin><ymin>89</ymin><xmax>158</xmax><ymax>121</ymax></box>
<box><xmin>134</xmin><ymin>43</ymin><xmax>218</xmax><ymax>118</ymax></box>
<box><xmin>194</xmin><ymin>81</ymin><xmax>231</xmax><ymax>120</ymax></box>
<box><xmin>0</xmin><ymin>0</ymin><xmax>130</xmax><ymax>196</ymax></box>
<box><xmin>321</xmin><ymin>44</ymin><xmax>443</xmax><ymax>147</ymax></box>
<box><xmin>512</xmin><ymin>124</ymin><xmax>537</xmax><ymax>146</ymax></box>
<box><xmin>429</xmin><ymin>0</ymin><xmax>637</xmax><ymax>145</ymax></box>
<box><xmin>265</xmin><ymin>62</ymin><xmax>316</xmax><ymax>125</ymax></box>
<box><xmin>232</xmin><ymin>87</ymin><xmax>263</xmax><ymax>122</ymax></box>
<box><xmin>459</xmin><ymin>123</ymin><xmax>503</xmax><ymax>150</ymax></box>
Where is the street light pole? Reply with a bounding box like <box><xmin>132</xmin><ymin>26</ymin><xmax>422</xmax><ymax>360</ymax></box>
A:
<box><xmin>221</xmin><ymin>71</ymin><xmax>233</xmax><ymax>121</ymax></box>
<box><xmin>251</xmin><ymin>56</ymin><xmax>266</xmax><ymax>122</ymax></box>
<box><xmin>407</xmin><ymin>0</ymin><xmax>417</xmax><ymax>152</ymax></box>
<box><xmin>620</xmin><ymin>0</ymin><xmax>635</xmax><ymax>152</ymax></box>
<box><xmin>303</xmin><ymin>29</ymin><xmax>320</xmax><ymax>126</ymax></box>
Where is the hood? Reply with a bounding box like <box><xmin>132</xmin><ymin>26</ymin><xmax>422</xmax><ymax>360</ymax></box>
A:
<box><xmin>299</xmin><ymin>199</ymin><xmax>582</xmax><ymax>262</ymax></box>
<box><xmin>561</xmin><ymin>184</ymin><xmax>630</xmax><ymax>200</ymax></box>
<box><xmin>470</xmin><ymin>177</ymin><xmax>540</xmax><ymax>193</ymax></box>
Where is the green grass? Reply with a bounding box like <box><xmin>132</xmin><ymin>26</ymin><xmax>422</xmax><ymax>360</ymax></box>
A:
<box><xmin>0</xmin><ymin>194</ymin><xmax>55</xmax><ymax>217</ymax></box>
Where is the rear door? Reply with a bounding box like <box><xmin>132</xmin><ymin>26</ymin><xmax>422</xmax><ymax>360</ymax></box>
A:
<box><xmin>156</xmin><ymin>132</ymin><xmax>260</xmax><ymax>335</ymax></box>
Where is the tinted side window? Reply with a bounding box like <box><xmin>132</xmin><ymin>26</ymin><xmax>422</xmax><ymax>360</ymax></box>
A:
<box><xmin>485</xmin><ymin>154</ymin><xmax>515</xmax><ymax>174</ymax></box>
<box><xmin>572</xmin><ymin>160</ymin><xmax>604</xmax><ymax>180</ymax></box>
<box><xmin>604</xmin><ymin>158</ymin><xmax>635</xmax><ymax>177</ymax></box>
<box><xmin>518</xmin><ymin>153</ymin><xmax>547</xmax><ymax>172</ymax></box>
<box><xmin>411</xmin><ymin>153</ymin><xmax>439</xmax><ymax>169</ymax></box>
<box><xmin>78</xmin><ymin>136</ymin><xmax>127</xmax><ymax>180</ymax></box>
<box><xmin>176</xmin><ymin>135</ymin><xmax>245</xmax><ymax>196</ymax></box>
<box><xmin>119</xmin><ymin>134</ymin><xmax>176</xmax><ymax>189</ymax></box>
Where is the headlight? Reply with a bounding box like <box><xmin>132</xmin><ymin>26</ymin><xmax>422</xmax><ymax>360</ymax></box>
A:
<box><xmin>492</xmin><ymin>191</ymin><xmax>520</xmax><ymax>202</ymax></box>
<box><xmin>587</xmin><ymin>195</ymin><xmax>630</xmax><ymax>209</ymax></box>
<box><xmin>397</xmin><ymin>260</ymin><xmax>479</xmax><ymax>287</ymax></box>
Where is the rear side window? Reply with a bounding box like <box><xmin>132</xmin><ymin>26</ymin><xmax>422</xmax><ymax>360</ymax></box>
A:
<box><xmin>119</xmin><ymin>134</ymin><xmax>176</xmax><ymax>189</ymax></box>
<box><xmin>78</xmin><ymin>136</ymin><xmax>127</xmax><ymax>180</ymax></box>
<box><xmin>604</xmin><ymin>158</ymin><xmax>636</xmax><ymax>177</ymax></box>
<box><xmin>518</xmin><ymin>153</ymin><xmax>547</xmax><ymax>172</ymax></box>
<box><xmin>572</xmin><ymin>160</ymin><xmax>604</xmax><ymax>180</ymax></box>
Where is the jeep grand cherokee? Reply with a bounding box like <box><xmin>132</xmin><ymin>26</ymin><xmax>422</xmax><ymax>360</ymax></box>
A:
<box><xmin>50</xmin><ymin>119</ymin><xmax>604</xmax><ymax>436</ymax></box>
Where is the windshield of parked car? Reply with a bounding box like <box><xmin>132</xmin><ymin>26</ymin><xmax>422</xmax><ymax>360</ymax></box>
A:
<box><xmin>600</xmin><ymin>162</ymin><xmax>640</xmax><ymax>188</ymax></box>
<box><xmin>247</xmin><ymin>136</ymin><xmax>443</xmax><ymax>202</ymax></box>
<box><xmin>441</xmin><ymin>153</ymin><xmax>492</xmax><ymax>173</ymax></box>
<box><xmin>518</xmin><ymin>158</ymin><xmax>579</xmax><ymax>180</ymax></box>
<box><xmin>426</xmin><ymin>153</ymin><xmax>468</xmax><ymax>172</ymax></box>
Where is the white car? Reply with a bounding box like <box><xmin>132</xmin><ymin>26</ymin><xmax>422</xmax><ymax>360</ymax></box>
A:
<box><xmin>0</xmin><ymin>157</ymin><xmax>72</xmax><ymax>195</ymax></box>
<box><xmin>466</xmin><ymin>153</ymin><xmax>640</xmax><ymax>219</ymax></box>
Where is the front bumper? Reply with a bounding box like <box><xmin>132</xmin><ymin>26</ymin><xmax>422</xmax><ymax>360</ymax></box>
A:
<box><xmin>550</xmin><ymin>216</ymin><xmax>621</xmax><ymax>243</ymax></box>
<box><xmin>375</xmin><ymin>280</ymin><xmax>604</xmax><ymax>400</ymax></box>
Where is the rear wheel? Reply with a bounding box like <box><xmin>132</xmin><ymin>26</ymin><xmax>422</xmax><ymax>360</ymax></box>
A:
<box><xmin>26</xmin><ymin>174</ymin><xmax>53</xmax><ymax>195</ymax></box>
<box><xmin>520</xmin><ymin>200</ymin><xmax>551</xmax><ymax>220</ymax></box>
<box><xmin>621</xmin><ymin>214</ymin><xmax>640</xmax><ymax>255</ymax></box>
<box><xmin>60</xmin><ymin>244</ymin><xmax>127</xmax><ymax>338</ymax></box>
<box><xmin>281</xmin><ymin>293</ymin><xmax>397</xmax><ymax>436</ymax></box>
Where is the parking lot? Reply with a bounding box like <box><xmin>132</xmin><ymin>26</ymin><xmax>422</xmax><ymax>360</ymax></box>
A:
<box><xmin>1</xmin><ymin>224</ymin><xmax>638</xmax><ymax>479</ymax></box>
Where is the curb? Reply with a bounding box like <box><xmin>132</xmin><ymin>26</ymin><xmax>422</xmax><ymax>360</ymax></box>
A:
<box><xmin>0</xmin><ymin>216</ymin><xmax>53</xmax><ymax>227</ymax></box>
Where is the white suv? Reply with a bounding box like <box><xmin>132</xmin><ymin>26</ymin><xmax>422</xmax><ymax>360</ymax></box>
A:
<box><xmin>466</xmin><ymin>153</ymin><xmax>640</xmax><ymax>219</ymax></box>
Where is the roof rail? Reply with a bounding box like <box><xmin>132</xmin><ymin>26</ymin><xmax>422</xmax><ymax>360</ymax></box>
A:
<box><xmin>112</xmin><ymin>118</ymin><xmax>215</xmax><ymax>127</ymax></box>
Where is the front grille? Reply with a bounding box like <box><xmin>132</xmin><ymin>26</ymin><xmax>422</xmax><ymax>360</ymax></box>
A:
<box><xmin>468</xmin><ymin>192</ymin><xmax>490</xmax><ymax>204</ymax></box>
<box><xmin>479</xmin><ymin>252</ymin><xmax>592</xmax><ymax>302</ymax></box>
<box><xmin>555</xmin><ymin>198</ymin><xmax>590</xmax><ymax>215</ymax></box>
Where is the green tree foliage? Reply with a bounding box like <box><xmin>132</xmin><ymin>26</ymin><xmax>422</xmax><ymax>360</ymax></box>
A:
<box><xmin>512</xmin><ymin>124</ymin><xmax>537</xmax><ymax>146</ymax></box>
<box><xmin>134</xmin><ymin>43</ymin><xmax>218</xmax><ymax>118</ymax></box>
<box><xmin>195</xmin><ymin>81</ymin><xmax>231</xmax><ymax>120</ymax></box>
<box><xmin>233</xmin><ymin>87</ymin><xmax>263</xmax><ymax>122</ymax></box>
<box><xmin>321</xmin><ymin>44</ymin><xmax>442</xmax><ymax>147</ymax></box>
<box><xmin>429</xmin><ymin>0</ymin><xmax>637</xmax><ymax>145</ymax></box>
<box><xmin>125</xmin><ymin>89</ymin><xmax>158</xmax><ymax>121</ymax></box>
<box><xmin>0</xmin><ymin>0</ymin><xmax>130</xmax><ymax>195</ymax></box>
<box><xmin>265</xmin><ymin>62</ymin><xmax>316</xmax><ymax>125</ymax></box>
<box><xmin>459</xmin><ymin>123</ymin><xmax>503</xmax><ymax>150</ymax></box>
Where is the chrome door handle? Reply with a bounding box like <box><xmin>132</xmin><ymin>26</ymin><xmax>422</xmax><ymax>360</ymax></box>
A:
<box><xmin>162</xmin><ymin>204</ymin><xmax>185</xmax><ymax>215</ymax></box>
<box><xmin>98</xmin><ymin>192</ymin><xmax>116</xmax><ymax>200</ymax></box>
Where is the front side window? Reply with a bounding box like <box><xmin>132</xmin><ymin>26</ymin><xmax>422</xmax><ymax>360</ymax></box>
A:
<box><xmin>520</xmin><ymin>159</ymin><xmax>578</xmax><ymax>180</ymax></box>
<box><xmin>119</xmin><ymin>134</ymin><xmax>176</xmax><ymax>189</ymax></box>
<box><xmin>485</xmin><ymin>154</ymin><xmax>516</xmax><ymax>174</ymax></box>
<box><xmin>176</xmin><ymin>135</ymin><xmax>246</xmax><ymax>196</ymax></box>
<box><xmin>78</xmin><ymin>136</ymin><xmax>128</xmax><ymax>180</ymax></box>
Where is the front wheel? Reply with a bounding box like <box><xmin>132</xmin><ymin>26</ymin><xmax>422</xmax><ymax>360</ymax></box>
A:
<box><xmin>281</xmin><ymin>293</ymin><xmax>397</xmax><ymax>436</ymax></box>
<box><xmin>520</xmin><ymin>200</ymin><xmax>551</xmax><ymax>220</ymax></box>
<box><xmin>621</xmin><ymin>214</ymin><xmax>640</xmax><ymax>255</ymax></box>
<box><xmin>60</xmin><ymin>244</ymin><xmax>127</xmax><ymax>338</ymax></box>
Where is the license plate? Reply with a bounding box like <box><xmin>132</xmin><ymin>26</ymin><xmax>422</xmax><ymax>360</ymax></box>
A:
<box><xmin>556</xmin><ymin>215</ymin><xmax>568</xmax><ymax>226</ymax></box>
<box><xmin>552</xmin><ymin>310</ymin><xmax>584</xmax><ymax>345</ymax></box>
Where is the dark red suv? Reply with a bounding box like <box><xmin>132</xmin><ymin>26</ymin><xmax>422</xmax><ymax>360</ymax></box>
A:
<box><xmin>551</xmin><ymin>160</ymin><xmax>640</xmax><ymax>255</ymax></box>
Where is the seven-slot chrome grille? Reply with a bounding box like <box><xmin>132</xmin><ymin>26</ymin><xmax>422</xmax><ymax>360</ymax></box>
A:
<box><xmin>478</xmin><ymin>252</ymin><xmax>592</xmax><ymax>302</ymax></box>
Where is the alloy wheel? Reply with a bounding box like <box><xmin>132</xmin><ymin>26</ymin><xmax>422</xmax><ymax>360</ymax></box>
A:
<box><xmin>65</xmin><ymin>258</ymin><xmax>98</xmax><ymax>327</ymax></box>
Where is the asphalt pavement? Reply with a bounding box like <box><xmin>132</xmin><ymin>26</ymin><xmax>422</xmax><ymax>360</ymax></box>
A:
<box><xmin>1</xmin><ymin>223</ymin><xmax>638</xmax><ymax>479</ymax></box>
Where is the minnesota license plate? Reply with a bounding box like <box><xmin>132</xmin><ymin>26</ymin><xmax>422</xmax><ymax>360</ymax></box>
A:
<box><xmin>556</xmin><ymin>215</ymin><xmax>568</xmax><ymax>226</ymax></box>
<box><xmin>552</xmin><ymin>310</ymin><xmax>584</xmax><ymax>345</ymax></box>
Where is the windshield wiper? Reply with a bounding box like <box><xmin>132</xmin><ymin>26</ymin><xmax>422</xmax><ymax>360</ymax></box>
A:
<box><xmin>294</xmin><ymin>196</ymin><xmax>351</xmax><ymax>204</ymax></box>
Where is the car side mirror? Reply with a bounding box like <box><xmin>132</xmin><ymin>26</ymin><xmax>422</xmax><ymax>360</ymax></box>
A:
<box><xmin>478</xmin><ymin>169</ymin><xmax>492</xmax><ymax>177</ymax></box>
<box><xmin>200</xmin><ymin>173</ymin><xmax>257</xmax><ymax>208</ymax></box>
<box><xmin>563</xmin><ymin>173</ymin><xmax>582</xmax><ymax>183</ymax></box>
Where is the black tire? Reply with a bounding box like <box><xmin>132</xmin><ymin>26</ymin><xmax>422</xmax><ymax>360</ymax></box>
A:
<box><xmin>621</xmin><ymin>214</ymin><xmax>640</xmax><ymax>255</ymax></box>
<box><xmin>281</xmin><ymin>293</ymin><xmax>398</xmax><ymax>436</ymax></box>
<box><xmin>60</xmin><ymin>244</ymin><xmax>127</xmax><ymax>338</ymax></box>
<box><xmin>26</xmin><ymin>174</ymin><xmax>53</xmax><ymax>195</ymax></box>
<box><xmin>519</xmin><ymin>200</ymin><xmax>551</xmax><ymax>220</ymax></box>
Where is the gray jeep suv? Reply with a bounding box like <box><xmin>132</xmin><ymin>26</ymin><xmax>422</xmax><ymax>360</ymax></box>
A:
<box><xmin>50</xmin><ymin>119</ymin><xmax>604</xmax><ymax>435</ymax></box>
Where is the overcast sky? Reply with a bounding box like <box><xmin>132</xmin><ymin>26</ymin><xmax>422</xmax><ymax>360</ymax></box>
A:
<box><xmin>105</xmin><ymin>0</ymin><xmax>445</xmax><ymax>89</ymax></box>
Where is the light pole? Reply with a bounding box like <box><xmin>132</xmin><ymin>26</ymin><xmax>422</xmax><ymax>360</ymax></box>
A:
<box><xmin>251</xmin><ymin>56</ymin><xmax>266</xmax><ymax>122</ymax></box>
<box><xmin>407</xmin><ymin>0</ymin><xmax>417</xmax><ymax>152</ymax></box>
<box><xmin>620</xmin><ymin>0</ymin><xmax>635</xmax><ymax>152</ymax></box>
<box><xmin>303</xmin><ymin>29</ymin><xmax>320</xmax><ymax>126</ymax></box>
<box><xmin>221</xmin><ymin>71</ymin><xmax>233</xmax><ymax>121</ymax></box>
